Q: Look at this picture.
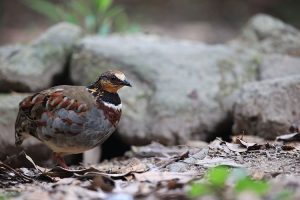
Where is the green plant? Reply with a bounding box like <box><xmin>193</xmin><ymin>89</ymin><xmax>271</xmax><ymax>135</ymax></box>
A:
<box><xmin>0</xmin><ymin>192</ymin><xmax>20</xmax><ymax>200</ymax></box>
<box><xmin>188</xmin><ymin>166</ymin><xmax>273</xmax><ymax>199</ymax></box>
<box><xmin>234</xmin><ymin>176</ymin><xmax>269</xmax><ymax>195</ymax></box>
<box><xmin>189</xmin><ymin>166</ymin><xmax>232</xmax><ymax>198</ymax></box>
<box><xmin>23</xmin><ymin>0</ymin><xmax>138</xmax><ymax>35</ymax></box>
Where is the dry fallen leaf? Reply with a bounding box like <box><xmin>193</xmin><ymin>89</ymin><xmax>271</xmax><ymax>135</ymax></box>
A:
<box><xmin>283</xmin><ymin>142</ymin><xmax>300</xmax><ymax>151</ymax></box>
<box><xmin>276</xmin><ymin>133</ymin><xmax>300</xmax><ymax>142</ymax></box>
<box><xmin>133</xmin><ymin>171</ymin><xmax>198</xmax><ymax>184</ymax></box>
<box><xmin>208</xmin><ymin>138</ymin><xmax>225</xmax><ymax>150</ymax></box>
<box><xmin>4</xmin><ymin>151</ymin><xmax>55</xmax><ymax>182</ymax></box>
<box><xmin>193</xmin><ymin>157</ymin><xmax>244</xmax><ymax>168</ymax></box>
<box><xmin>183</xmin><ymin>148</ymin><xmax>208</xmax><ymax>164</ymax></box>
<box><xmin>131</xmin><ymin>142</ymin><xmax>189</xmax><ymax>158</ymax></box>
<box><xmin>4</xmin><ymin>151</ymin><xmax>45</xmax><ymax>171</ymax></box>
<box><xmin>47</xmin><ymin>166</ymin><xmax>131</xmax><ymax>179</ymax></box>
<box><xmin>0</xmin><ymin>161</ymin><xmax>32</xmax><ymax>187</ymax></box>
<box><xmin>2</xmin><ymin>139</ymin><xmax>300</xmax><ymax>200</ymax></box>
<box><xmin>225</xmin><ymin>142</ymin><xmax>247</xmax><ymax>153</ymax></box>
<box><xmin>232</xmin><ymin>135</ymin><xmax>266</xmax><ymax>144</ymax></box>
<box><xmin>236</xmin><ymin>138</ymin><xmax>261</xmax><ymax>150</ymax></box>
<box><xmin>281</xmin><ymin>145</ymin><xmax>295</xmax><ymax>151</ymax></box>
<box><xmin>209</xmin><ymin>138</ymin><xmax>232</xmax><ymax>154</ymax></box>
<box><xmin>89</xmin><ymin>175</ymin><xmax>115</xmax><ymax>192</ymax></box>
<box><xmin>157</xmin><ymin>150</ymin><xmax>189</xmax><ymax>168</ymax></box>
<box><xmin>95</xmin><ymin>158</ymin><xmax>149</xmax><ymax>175</ymax></box>
<box><xmin>225</xmin><ymin>137</ymin><xmax>262</xmax><ymax>153</ymax></box>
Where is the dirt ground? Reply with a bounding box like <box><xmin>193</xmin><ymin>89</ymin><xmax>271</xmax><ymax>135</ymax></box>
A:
<box><xmin>1</xmin><ymin>134</ymin><xmax>300</xmax><ymax>200</ymax></box>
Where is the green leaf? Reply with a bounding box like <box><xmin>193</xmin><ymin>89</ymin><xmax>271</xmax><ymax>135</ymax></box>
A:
<box><xmin>235</xmin><ymin>177</ymin><xmax>269</xmax><ymax>195</ymax></box>
<box><xmin>65</xmin><ymin>14</ymin><xmax>78</xmax><ymax>24</ymax></box>
<box><xmin>98</xmin><ymin>19</ymin><xmax>112</xmax><ymax>36</ymax></box>
<box><xmin>207</xmin><ymin>166</ymin><xmax>230</xmax><ymax>187</ymax></box>
<box><xmin>53</xmin><ymin>7</ymin><xmax>79</xmax><ymax>24</ymax></box>
<box><xmin>22</xmin><ymin>0</ymin><xmax>62</xmax><ymax>22</ymax></box>
<box><xmin>105</xmin><ymin>6</ymin><xmax>123</xmax><ymax>18</ymax></box>
<box><xmin>97</xmin><ymin>0</ymin><xmax>112</xmax><ymax>12</ymax></box>
<box><xmin>69</xmin><ymin>0</ymin><xmax>90</xmax><ymax>17</ymax></box>
<box><xmin>23</xmin><ymin>0</ymin><xmax>137</xmax><ymax>34</ymax></box>
<box><xmin>188</xmin><ymin>183</ymin><xmax>212</xmax><ymax>198</ymax></box>
<box><xmin>85</xmin><ymin>15</ymin><xmax>97</xmax><ymax>33</ymax></box>
<box><xmin>114</xmin><ymin>12</ymin><xmax>134</xmax><ymax>33</ymax></box>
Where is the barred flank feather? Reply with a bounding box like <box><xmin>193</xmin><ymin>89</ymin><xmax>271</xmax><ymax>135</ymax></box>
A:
<box><xmin>15</xmin><ymin>111</ymin><xmax>27</xmax><ymax>146</ymax></box>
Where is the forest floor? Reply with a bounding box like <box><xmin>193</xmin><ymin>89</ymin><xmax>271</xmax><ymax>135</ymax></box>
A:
<box><xmin>1</xmin><ymin>134</ymin><xmax>300</xmax><ymax>200</ymax></box>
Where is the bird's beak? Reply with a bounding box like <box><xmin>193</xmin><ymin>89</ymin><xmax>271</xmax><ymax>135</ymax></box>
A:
<box><xmin>122</xmin><ymin>79</ymin><xmax>132</xmax><ymax>87</ymax></box>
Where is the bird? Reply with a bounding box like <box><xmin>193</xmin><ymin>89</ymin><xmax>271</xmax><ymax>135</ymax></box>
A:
<box><xmin>15</xmin><ymin>70</ymin><xmax>131</xmax><ymax>168</ymax></box>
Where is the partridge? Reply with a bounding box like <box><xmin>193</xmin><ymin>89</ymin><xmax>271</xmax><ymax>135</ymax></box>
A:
<box><xmin>15</xmin><ymin>70</ymin><xmax>131</xmax><ymax>168</ymax></box>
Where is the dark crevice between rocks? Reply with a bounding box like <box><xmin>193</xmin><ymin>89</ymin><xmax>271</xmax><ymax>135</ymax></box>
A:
<box><xmin>0</xmin><ymin>80</ymin><xmax>30</xmax><ymax>93</ymax></box>
<box><xmin>3</xmin><ymin>144</ymin><xmax>52</xmax><ymax>168</ymax></box>
<box><xmin>100</xmin><ymin>132</ymin><xmax>131</xmax><ymax>161</ymax></box>
<box><xmin>101</xmin><ymin>114</ymin><xmax>234</xmax><ymax>161</ymax></box>
<box><xmin>51</xmin><ymin>54</ymin><xmax>74</xmax><ymax>86</ymax></box>
<box><xmin>206</xmin><ymin>114</ymin><xmax>233</xmax><ymax>142</ymax></box>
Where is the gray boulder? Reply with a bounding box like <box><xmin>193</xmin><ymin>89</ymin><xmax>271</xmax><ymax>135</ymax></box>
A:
<box><xmin>259</xmin><ymin>54</ymin><xmax>300</xmax><ymax>80</ymax></box>
<box><xmin>0</xmin><ymin>23</ymin><xmax>82</xmax><ymax>92</ymax></box>
<box><xmin>232</xmin><ymin>14</ymin><xmax>300</xmax><ymax>54</ymax></box>
<box><xmin>233</xmin><ymin>76</ymin><xmax>300</xmax><ymax>139</ymax></box>
<box><xmin>71</xmin><ymin>35</ymin><xmax>259</xmax><ymax>145</ymax></box>
<box><xmin>231</xmin><ymin>14</ymin><xmax>300</xmax><ymax>138</ymax></box>
<box><xmin>71</xmin><ymin>14</ymin><xmax>300</xmax><ymax>143</ymax></box>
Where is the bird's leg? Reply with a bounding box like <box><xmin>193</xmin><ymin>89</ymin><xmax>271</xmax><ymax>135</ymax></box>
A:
<box><xmin>53</xmin><ymin>153</ymin><xmax>68</xmax><ymax>169</ymax></box>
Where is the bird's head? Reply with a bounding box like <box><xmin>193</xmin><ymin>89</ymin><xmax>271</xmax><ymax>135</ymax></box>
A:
<box><xmin>90</xmin><ymin>70</ymin><xmax>132</xmax><ymax>93</ymax></box>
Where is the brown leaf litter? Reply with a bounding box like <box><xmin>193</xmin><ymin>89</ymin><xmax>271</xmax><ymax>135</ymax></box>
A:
<box><xmin>0</xmin><ymin>137</ymin><xmax>300</xmax><ymax>199</ymax></box>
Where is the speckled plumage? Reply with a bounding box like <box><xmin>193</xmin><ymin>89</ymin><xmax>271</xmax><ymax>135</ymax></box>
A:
<box><xmin>15</xmin><ymin>70</ymin><xmax>131</xmax><ymax>167</ymax></box>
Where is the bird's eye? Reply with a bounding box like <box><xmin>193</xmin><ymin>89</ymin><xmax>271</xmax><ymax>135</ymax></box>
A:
<box><xmin>111</xmin><ymin>77</ymin><xmax>117</xmax><ymax>81</ymax></box>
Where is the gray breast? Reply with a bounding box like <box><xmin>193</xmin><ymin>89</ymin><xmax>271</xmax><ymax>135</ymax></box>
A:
<box><xmin>82</xmin><ymin>107</ymin><xmax>117</xmax><ymax>144</ymax></box>
<box><xmin>37</xmin><ymin>107</ymin><xmax>117</xmax><ymax>153</ymax></box>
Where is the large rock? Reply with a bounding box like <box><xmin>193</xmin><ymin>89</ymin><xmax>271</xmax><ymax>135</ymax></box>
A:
<box><xmin>231</xmin><ymin>14</ymin><xmax>300</xmax><ymax>138</ymax></box>
<box><xmin>259</xmin><ymin>54</ymin><xmax>300</xmax><ymax>80</ymax></box>
<box><xmin>71</xmin><ymin>35</ymin><xmax>259</xmax><ymax>145</ymax></box>
<box><xmin>232</xmin><ymin>14</ymin><xmax>300</xmax><ymax>54</ymax></box>
<box><xmin>0</xmin><ymin>94</ymin><xmax>51</xmax><ymax>161</ymax></box>
<box><xmin>0</xmin><ymin>23</ymin><xmax>82</xmax><ymax>92</ymax></box>
<box><xmin>70</xmin><ymin>14</ymin><xmax>300</xmax><ymax>144</ymax></box>
<box><xmin>231</xmin><ymin>14</ymin><xmax>300</xmax><ymax>81</ymax></box>
<box><xmin>233</xmin><ymin>76</ymin><xmax>300</xmax><ymax>139</ymax></box>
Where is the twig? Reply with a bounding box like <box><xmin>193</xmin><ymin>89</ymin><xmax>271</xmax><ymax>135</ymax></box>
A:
<box><xmin>158</xmin><ymin>150</ymin><xmax>189</xmax><ymax>169</ymax></box>
<box><xmin>0</xmin><ymin>161</ymin><xmax>32</xmax><ymax>182</ymax></box>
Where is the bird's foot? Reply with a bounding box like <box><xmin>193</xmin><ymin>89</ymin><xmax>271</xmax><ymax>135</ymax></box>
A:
<box><xmin>53</xmin><ymin>153</ymin><xmax>68</xmax><ymax>169</ymax></box>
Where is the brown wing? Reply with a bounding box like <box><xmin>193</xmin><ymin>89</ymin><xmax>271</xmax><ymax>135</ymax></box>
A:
<box><xmin>15</xmin><ymin>86</ymin><xmax>91</xmax><ymax>145</ymax></box>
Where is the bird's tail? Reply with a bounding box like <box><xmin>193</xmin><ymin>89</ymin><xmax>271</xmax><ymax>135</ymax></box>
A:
<box><xmin>15</xmin><ymin>111</ymin><xmax>30</xmax><ymax>146</ymax></box>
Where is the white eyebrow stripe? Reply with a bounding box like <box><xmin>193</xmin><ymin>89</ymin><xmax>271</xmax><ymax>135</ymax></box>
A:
<box><xmin>54</xmin><ymin>88</ymin><xmax>64</xmax><ymax>92</ymax></box>
<box><xmin>115</xmin><ymin>73</ymin><xmax>125</xmax><ymax>81</ymax></box>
